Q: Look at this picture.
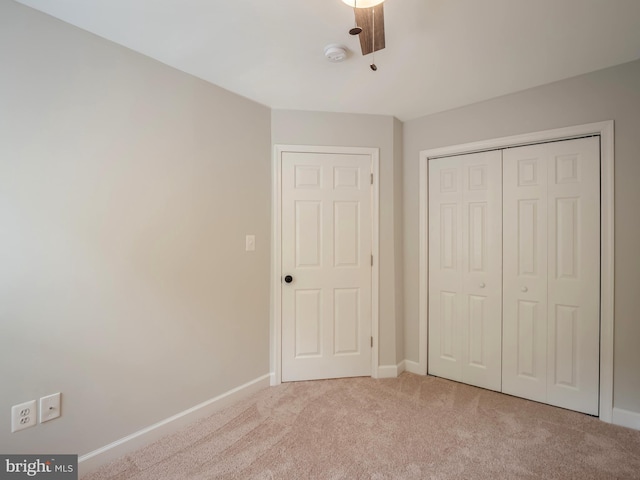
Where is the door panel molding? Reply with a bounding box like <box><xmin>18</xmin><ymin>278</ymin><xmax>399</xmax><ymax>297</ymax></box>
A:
<box><xmin>419</xmin><ymin>120</ymin><xmax>614</xmax><ymax>422</ymax></box>
<box><xmin>272</xmin><ymin>145</ymin><xmax>380</xmax><ymax>385</ymax></box>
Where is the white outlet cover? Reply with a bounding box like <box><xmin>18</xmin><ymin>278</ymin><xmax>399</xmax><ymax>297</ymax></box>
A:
<box><xmin>11</xmin><ymin>399</ymin><xmax>37</xmax><ymax>432</ymax></box>
<box><xmin>39</xmin><ymin>393</ymin><xmax>61</xmax><ymax>423</ymax></box>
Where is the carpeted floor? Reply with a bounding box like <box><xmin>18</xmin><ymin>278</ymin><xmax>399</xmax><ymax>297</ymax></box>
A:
<box><xmin>82</xmin><ymin>373</ymin><xmax>640</xmax><ymax>479</ymax></box>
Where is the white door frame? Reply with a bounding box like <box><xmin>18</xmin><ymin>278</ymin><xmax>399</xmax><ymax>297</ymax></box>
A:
<box><xmin>271</xmin><ymin>145</ymin><xmax>380</xmax><ymax>385</ymax></box>
<box><xmin>418</xmin><ymin>121</ymin><xmax>614</xmax><ymax>422</ymax></box>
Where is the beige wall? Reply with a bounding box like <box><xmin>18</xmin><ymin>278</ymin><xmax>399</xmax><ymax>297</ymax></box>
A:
<box><xmin>403</xmin><ymin>59</ymin><xmax>640</xmax><ymax>413</ymax></box>
<box><xmin>0</xmin><ymin>1</ymin><xmax>271</xmax><ymax>455</ymax></box>
<box><xmin>271</xmin><ymin>110</ymin><xmax>404</xmax><ymax>367</ymax></box>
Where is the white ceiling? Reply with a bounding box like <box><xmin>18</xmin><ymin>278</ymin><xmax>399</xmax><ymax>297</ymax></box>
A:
<box><xmin>15</xmin><ymin>0</ymin><xmax>640</xmax><ymax>121</ymax></box>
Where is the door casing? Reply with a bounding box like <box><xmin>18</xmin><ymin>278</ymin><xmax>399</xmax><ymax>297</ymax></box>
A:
<box><xmin>418</xmin><ymin>120</ymin><xmax>615</xmax><ymax>423</ymax></box>
<box><xmin>271</xmin><ymin>145</ymin><xmax>380</xmax><ymax>385</ymax></box>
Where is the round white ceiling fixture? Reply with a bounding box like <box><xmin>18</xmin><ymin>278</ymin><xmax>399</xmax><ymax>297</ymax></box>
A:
<box><xmin>324</xmin><ymin>44</ymin><xmax>348</xmax><ymax>63</ymax></box>
<box><xmin>341</xmin><ymin>0</ymin><xmax>385</xmax><ymax>8</ymax></box>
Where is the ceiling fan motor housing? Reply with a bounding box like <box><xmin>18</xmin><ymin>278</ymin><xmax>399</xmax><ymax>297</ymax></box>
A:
<box><xmin>341</xmin><ymin>0</ymin><xmax>385</xmax><ymax>7</ymax></box>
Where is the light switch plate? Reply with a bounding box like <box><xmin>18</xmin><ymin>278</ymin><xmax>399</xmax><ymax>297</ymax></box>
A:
<box><xmin>245</xmin><ymin>235</ymin><xmax>255</xmax><ymax>251</ymax></box>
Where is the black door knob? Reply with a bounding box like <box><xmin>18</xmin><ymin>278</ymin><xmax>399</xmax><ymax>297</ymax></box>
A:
<box><xmin>284</xmin><ymin>275</ymin><xmax>293</xmax><ymax>284</ymax></box>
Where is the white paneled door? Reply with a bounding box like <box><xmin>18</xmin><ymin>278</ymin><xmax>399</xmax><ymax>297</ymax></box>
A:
<box><xmin>428</xmin><ymin>137</ymin><xmax>599</xmax><ymax>414</ymax></box>
<box><xmin>503</xmin><ymin>137</ymin><xmax>600</xmax><ymax>415</ymax></box>
<box><xmin>281</xmin><ymin>151</ymin><xmax>372</xmax><ymax>382</ymax></box>
<box><xmin>428</xmin><ymin>150</ymin><xmax>503</xmax><ymax>391</ymax></box>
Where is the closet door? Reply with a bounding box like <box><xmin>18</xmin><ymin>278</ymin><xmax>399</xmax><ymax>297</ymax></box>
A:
<box><xmin>502</xmin><ymin>137</ymin><xmax>600</xmax><ymax>415</ymax></box>
<box><xmin>502</xmin><ymin>148</ymin><xmax>549</xmax><ymax>403</ymax></box>
<box><xmin>428</xmin><ymin>151</ymin><xmax>502</xmax><ymax>391</ymax></box>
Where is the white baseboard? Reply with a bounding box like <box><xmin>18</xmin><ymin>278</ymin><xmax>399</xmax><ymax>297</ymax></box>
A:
<box><xmin>377</xmin><ymin>365</ymin><xmax>398</xmax><ymax>378</ymax></box>
<box><xmin>404</xmin><ymin>360</ymin><xmax>422</xmax><ymax>375</ymax></box>
<box><xmin>377</xmin><ymin>361</ymin><xmax>407</xmax><ymax>379</ymax></box>
<box><xmin>78</xmin><ymin>373</ymin><xmax>271</xmax><ymax>476</ymax></box>
<box><xmin>269</xmin><ymin>372</ymin><xmax>279</xmax><ymax>386</ymax></box>
<box><xmin>397</xmin><ymin>360</ymin><xmax>406</xmax><ymax>375</ymax></box>
<box><xmin>612</xmin><ymin>407</ymin><xmax>640</xmax><ymax>431</ymax></box>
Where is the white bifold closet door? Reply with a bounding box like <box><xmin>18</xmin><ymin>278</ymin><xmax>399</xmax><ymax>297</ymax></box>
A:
<box><xmin>428</xmin><ymin>151</ymin><xmax>503</xmax><ymax>392</ymax></box>
<box><xmin>502</xmin><ymin>137</ymin><xmax>600</xmax><ymax>415</ymax></box>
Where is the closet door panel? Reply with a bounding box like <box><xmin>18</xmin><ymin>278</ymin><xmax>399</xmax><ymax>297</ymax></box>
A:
<box><xmin>546</xmin><ymin>137</ymin><xmax>600</xmax><ymax>415</ymax></box>
<box><xmin>460</xmin><ymin>151</ymin><xmax>502</xmax><ymax>391</ymax></box>
<box><xmin>503</xmin><ymin>137</ymin><xmax>600</xmax><ymax>415</ymax></box>
<box><xmin>429</xmin><ymin>158</ymin><xmax>464</xmax><ymax>381</ymax></box>
<box><xmin>503</xmin><ymin>148</ymin><xmax>548</xmax><ymax>403</ymax></box>
<box><xmin>429</xmin><ymin>151</ymin><xmax>502</xmax><ymax>391</ymax></box>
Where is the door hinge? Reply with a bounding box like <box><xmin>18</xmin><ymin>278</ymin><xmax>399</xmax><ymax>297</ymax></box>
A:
<box><xmin>371</xmin><ymin>254</ymin><xmax>374</xmax><ymax>266</ymax></box>
<box><xmin>371</xmin><ymin>336</ymin><xmax>373</xmax><ymax>348</ymax></box>
<box><xmin>370</xmin><ymin>173</ymin><xmax>374</xmax><ymax>185</ymax></box>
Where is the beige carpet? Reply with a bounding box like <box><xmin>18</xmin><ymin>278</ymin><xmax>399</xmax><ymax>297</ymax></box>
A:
<box><xmin>82</xmin><ymin>373</ymin><xmax>640</xmax><ymax>479</ymax></box>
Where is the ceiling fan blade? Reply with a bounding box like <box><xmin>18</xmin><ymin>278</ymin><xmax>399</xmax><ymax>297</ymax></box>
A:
<box><xmin>354</xmin><ymin>3</ymin><xmax>385</xmax><ymax>56</ymax></box>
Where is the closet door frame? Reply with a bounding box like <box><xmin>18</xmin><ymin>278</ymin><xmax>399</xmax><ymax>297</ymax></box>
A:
<box><xmin>418</xmin><ymin>120</ymin><xmax>614</xmax><ymax>423</ymax></box>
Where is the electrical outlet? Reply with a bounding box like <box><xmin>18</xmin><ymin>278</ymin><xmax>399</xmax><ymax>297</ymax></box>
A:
<box><xmin>39</xmin><ymin>393</ymin><xmax>61</xmax><ymax>423</ymax></box>
<box><xmin>11</xmin><ymin>400</ymin><xmax>37</xmax><ymax>433</ymax></box>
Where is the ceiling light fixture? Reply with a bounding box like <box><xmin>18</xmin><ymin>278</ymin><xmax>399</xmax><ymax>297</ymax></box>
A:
<box><xmin>341</xmin><ymin>0</ymin><xmax>385</xmax><ymax>7</ymax></box>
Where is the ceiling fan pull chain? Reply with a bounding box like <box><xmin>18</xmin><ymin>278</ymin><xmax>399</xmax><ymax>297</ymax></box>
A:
<box><xmin>370</xmin><ymin>7</ymin><xmax>378</xmax><ymax>71</ymax></box>
<box><xmin>349</xmin><ymin>0</ymin><xmax>363</xmax><ymax>36</ymax></box>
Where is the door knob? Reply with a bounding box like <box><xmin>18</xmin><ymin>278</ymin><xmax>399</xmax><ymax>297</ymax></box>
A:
<box><xmin>479</xmin><ymin>282</ymin><xmax>486</xmax><ymax>288</ymax></box>
<box><xmin>521</xmin><ymin>286</ymin><xmax>528</xmax><ymax>292</ymax></box>
<box><xmin>284</xmin><ymin>275</ymin><xmax>293</xmax><ymax>284</ymax></box>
